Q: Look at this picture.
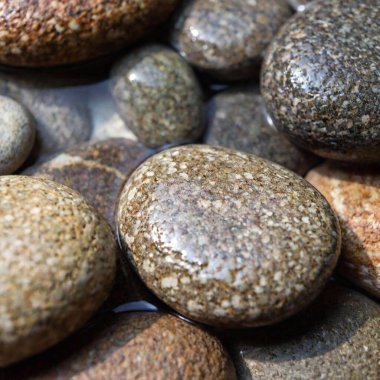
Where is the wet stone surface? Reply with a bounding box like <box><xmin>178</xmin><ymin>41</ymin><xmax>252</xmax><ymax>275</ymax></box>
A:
<box><xmin>307</xmin><ymin>161</ymin><xmax>380</xmax><ymax>298</ymax></box>
<box><xmin>171</xmin><ymin>0</ymin><xmax>292</xmax><ymax>80</ymax></box>
<box><xmin>205</xmin><ymin>86</ymin><xmax>319</xmax><ymax>176</ymax></box>
<box><xmin>228</xmin><ymin>283</ymin><xmax>380</xmax><ymax>380</ymax></box>
<box><xmin>0</xmin><ymin>313</ymin><xmax>236</xmax><ymax>380</ymax></box>
<box><xmin>0</xmin><ymin>176</ymin><xmax>117</xmax><ymax>367</ymax></box>
<box><xmin>112</xmin><ymin>45</ymin><xmax>204</xmax><ymax>148</ymax></box>
<box><xmin>0</xmin><ymin>96</ymin><xmax>35</xmax><ymax>175</ymax></box>
<box><xmin>261</xmin><ymin>0</ymin><xmax>380</xmax><ymax>163</ymax></box>
<box><xmin>117</xmin><ymin>145</ymin><xmax>341</xmax><ymax>327</ymax></box>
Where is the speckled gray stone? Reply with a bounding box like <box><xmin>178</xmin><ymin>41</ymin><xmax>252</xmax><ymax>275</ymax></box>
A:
<box><xmin>0</xmin><ymin>96</ymin><xmax>35</xmax><ymax>175</ymax></box>
<box><xmin>117</xmin><ymin>145</ymin><xmax>341</xmax><ymax>327</ymax></box>
<box><xmin>0</xmin><ymin>176</ymin><xmax>117</xmax><ymax>367</ymax></box>
<box><xmin>205</xmin><ymin>86</ymin><xmax>319</xmax><ymax>176</ymax></box>
<box><xmin>111</xmin><ymin>45</ymin><xmax>204</xmax><ymax>148</ymax></box>
<box><xmin>171</xmin><ymin>0</ymin><xmax>292</xmax><ymax>80</ymax></box>
<box><xmin>228</xmin><ymin>283</ymin><xmax>380</xmax><ymax>380</ymax></box>
<box><xmin>261</xmin><ymin>0</ymin><xmax>380</xmax><ymax>163</ymax></box>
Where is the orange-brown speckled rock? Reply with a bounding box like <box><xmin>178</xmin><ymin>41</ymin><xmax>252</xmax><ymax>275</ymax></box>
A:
<box><xmin>0</xmin><ymin>313</ymin><xmax>236</xmax><ymax>380</ymax></box>
<box><xmin>307</xmin><ymin>162</ymin><xmax>380</xmax><ymax>297</ymax></box>
<box><xmin>0</xmin><ymin>0</ymin><xmax>179</xmax><ymax>67</ymax></box>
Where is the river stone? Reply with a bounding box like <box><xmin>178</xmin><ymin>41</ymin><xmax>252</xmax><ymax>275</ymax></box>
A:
<box><xmin>28</xmin><ymin>138</ymin><xmax>153</xmax><ymax>230</ymax></box>
<box><xmin>0</xmin><ymin>0</ymin><xmax>179</xmax><ymax>67</ymax></box>
<box><xmin>1</xmin><ymin>313</ymin><xmax>236</xmax><ymax>380</ymax></box>
<box><xmin>228</xmin><ymin>283</ymin><xmax>380</xmax><ymax>380</ymax></box>
<box><xmin>117</xmin><ymin>145</ymin><xmax>341</xmax><ymax>327</ymax></box>
<box><xmin>111</xmin><ymin>45</ymin><xmax>204</xmax><ymax>148</ymax></box>
<box><xmin>0</xmin><ymin>96</ymin><xmax>35</xmax><ymax>175</ymax></box>
<box><xmin>0</xmin><ymin>176</ymin><xmax>117</xmax><ymax>366</ymax></box>
<box><xmin>288</xmin><ymin>0</ymin><xmax>314</xmax><ymax>11</ymax></box>
<box><xmin>205</xmin><ymin>86</ymin><xmax>319</xmax><ymax>176</ymax></box>
<box><xmin>306</xmin><ymin>162</ymin><xmax>380</xmax><ymax>298</ymax></box>
<box><xmin>171</xmin><ymin>0</ymin><xmax>292</xmax><ymax>81</ymax></box>
<box><xmin>261</xmin><ymin>0</ymin><xmax>380</xmax><ymax>163</ymax></box>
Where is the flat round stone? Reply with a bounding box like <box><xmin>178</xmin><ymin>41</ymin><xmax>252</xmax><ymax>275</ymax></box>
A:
<box><xmin>205</xmin><ymin>86</ymin><xmax>319</xmax><ymax>176</ymax></box>
<box><xmin>0</xmin><ymin>96</ymin><xmax>35</xmax><ymax>174</ymax></box>
<box><xmin>307</xmin><ymin>162</ymin><xmax>380</xmax><ymax>298</ymax></box>
<box><xmin>171</xmin><ymin>0</ymin><xmax>292</xmax><ymax>80</ymax></box>
<box><xmin>261</xmin><ymin>0</ymin><xmax>380</xmax><ymax>163</ymax></box>
<box><xmin>228</xmin><ymin>283</ymin><xmax>380</xmax><ymax>380</ymax></box>
<box><xmin>1</xmin><ymin>313</ymin><xmax>236</xmax><ymax>380</ymax></box>
<box><xmin>0</xmin><ymin>0</ymin><xmax>179</xmax><ymax>67</ymax></box>
<box><xmin>111</xmin><ymin>45</ymin><xmax>204</xmax><ymax>148</ymax></box>
<box><xmin>117</xmin><ymin>145</ymin><xmax>341</xmax><ymax>327</ymax></box>
<box><xmin>0</xmin><ymin>176</ymin><xmax>117</xmax><ymax>366</ymax></box>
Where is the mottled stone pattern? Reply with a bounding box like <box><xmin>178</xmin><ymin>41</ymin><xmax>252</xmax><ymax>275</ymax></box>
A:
<box><xmin>0</xmin><ymin>96</ymin><xmax>35</xmax><ymax>175</ymax></box>
<box><xmin>117</xmin><ymin>145</ymin><xmax>340</xmax><ymax>327</ymax></box>
<box><xmin>0</xmin><ymin>0</ymin><xmax>179</xmax><ymax>67</ymax></box>
<box><xmin>112</xmin><ymin>45</ymin><xmax>204</xmax><ymax>148</ymax></box>
<box><xmin>261</xmin><ymin>0</ymin><xmax>380</xmax><ymax>163</ymax></box>
<box><xmin>0</xmin><ymin>176</ymin><xmax>117</xmax><ymax>366</ymax></box>
<box><xmin>28</xmin><ymin>138</ymin><xmax>153</xmax><ymax>229</ymax></box>
<box><xmin>171</xmin><ymin>0</ymin><xmax>292</xmax><ymax>80</ymax></box>
<box><xmin>228</xmin><ymin>283</ymin><xmax>380</xmax><ymax>380</ymax></box>
<box><xmin>307</xmin><ymin>162</ymin><xmax>380</xmax><ymax>298</ymax></box>
<box><xmin>205</xmin><ymin>86</ymin><xmax>319</xmax><ymax>176</ymax></box>
<box><xmin>0</xmin><ymin>313</ymin><xmax>236</xmax><ymax>380</ymax></box>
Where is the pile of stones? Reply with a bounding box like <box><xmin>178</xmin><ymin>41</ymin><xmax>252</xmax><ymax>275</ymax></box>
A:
<box><xmin>0</xmin><ymin>0</ymin><xmax>379</xmax><ymax>379</ymax></box>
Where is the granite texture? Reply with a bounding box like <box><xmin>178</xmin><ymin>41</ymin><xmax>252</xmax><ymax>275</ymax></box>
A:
<box><xmin>28</xmin><ymin>138</ymin><xmax>153</xmax><ymax>230</ymax></box>
<box><xmin>171</xmin><ymin>0</ymin><xmax>292</xmax><ymax>80</ymax></box>
<box><xmin>0</xmin><ymin>176</ymin><xmax>117</xmax><ymax>366</ymax></box>
<box><xmin>261</xmin><ymin>0</ymin><xmax>380</xmax><ymax>163</ymax></box>
<box><xmin>228</xmin><ymin>283</ymin><xmax>380</xmax><ymax>380</ymax></box>
<box><xmin>117</xmin><ymin>145</ymin><xmax>341</xmax><ymax>327</ymax></box>
<box><xmin>0</xmin><ymin>313</ymin><xmax>236</xmax><ymax>380</ymax></box>
<box><xmin>0</xmin><ymin>96</ymin><xmax>35</xmax><ymax>175</ymax></box>
<box><xmin>205</xmin><ymin>86</ymin><xmax>319</xmax><ymax>176</ymax></box>
<box><xmin>307</xmin><ymin>162</ymin><xmax>380</xmax><ymax>298</ymax></box>
<box><xmin>112</xmin><ymin>45</ymin><xmax>204</xmax><ymax>148</ymax></box>
<box><xmin>0</xmin><ymin>0</ymin><xmax>179</xmax><ymax>67</ymax></box>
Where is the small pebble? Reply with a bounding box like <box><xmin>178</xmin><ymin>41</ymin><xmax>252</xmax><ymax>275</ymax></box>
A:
<box><xmin>171</xmin><ymin>0</ymin><xmax>292</xmax><ymax>80</ymax></box>
<box><xmin>228</xmin><ymin>283</ymin><xmax>380</xmax><ymax>380</ymax></box>
<box><xmin>117</xmin><ymin>145</ymin><xmax>341</xmax><ymax>327</ymax></box>
<box><xmin>205</xmin><ymin>86</ymin><xmax>319</xmax><ymax>175</ymax></box>
<box><xmin>0</xmin><ymin>176</ymin><xmax>117</xmax><ymax>366</ymax></box>
<box><xmin>0</xmin><ymin>96</ymin><xmax>35</xmax><ymax>174</ymax></box>
<box><xmin>288</xmin><ymin>0</ymin><xmax>313</xmax><ymax>11</ymax></box>
<box><xmin>261</xmin><ymin>0</ymin><xmax>380</xmax><ymax>163</ymax></box>
<box><xmin>111</xmin><ymin>45</ymin><xmax>204</xmax><ymax>148</ymax></box>
<box><xmin>307</xmin><ymin>161</ymin><xmax>380</xmax><ymax>298</ymax></box>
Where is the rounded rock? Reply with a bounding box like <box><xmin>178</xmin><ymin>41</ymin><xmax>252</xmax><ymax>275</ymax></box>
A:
<box><xmin>307</xmin><ymin>162</ymin><xmax>380</xmax><ymax>298</ymax></box>
<box><xmin>0</xmin><ymin>96</ymin><xmax>35</xmax><ymax>174</ymax></box>
<box><xmin>288</xmin><ymin>0</ymin><xmax>314</xmax><ymax>12</ymax></box>
<box><xmin>111</xmin><ymin>45</ymin><xmax>204</xmax><ymax>148</ymax></box>
<box><xmin>205</xmin><ymin>86</ymin><xmax>319</xmax><ymax>176</ymax></box>
<box><xmin>228</xmin><ymin>283</ymin><xmax>380</xmax><ymax>380</ymax></box>
<box><xmin>171</xmin><ymin>0</ymin><xmax>292</xmax><ymax>80</ymax></box>
<box><xmin>117</xmin><ymin>145</ymin><xmax>341</xmax><ymax>327</ymax></box>
<box><xmin>0</xmin><ymin>176</ymin><xmax>117</xmax><ymax>366</ymax></box>
<box><xmin>0</xmin><ymin>0</ymin><xmax>179</xmax><ymax>67</ymax></box>
<box><xmin>261</xmin><ymin>0</ymin><xmax>380</xmax><ymax>163</ymax></box>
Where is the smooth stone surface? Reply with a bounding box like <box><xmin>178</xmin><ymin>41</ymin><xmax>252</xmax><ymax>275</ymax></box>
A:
<box><xmin>0</xmin><ymin>96</ymin><xmax>35</xmax><ymax>175</ymax></box>
<box><xmin>0</xmin><ymin>176</ymin><xmax>117</xmax><ymax>366</ymax></box>
<box><xmin>0</xmin><ymin>0</ymin><xmax>179</xmax><ymax>67</ymax></box>
<box><xmin>1</xmin><ymin>313</ymin><xmax>236</xmax><ymax>380</ymax></box>
<box><xmin>28</xmin><ymin>138</ymin><xmax>153</xmax><ymax>230</ymax></box>
<box><xmin>307</xmin><ymin>162</ymin><xmax>380</xmax><ymax>298</ymax></box>
<box><xmin>171</xmin><ymin>0</ymin><xmax>292</xmax><ymax>80</ymax></box>
<box><xmin>112</xmin><ymin>45</ymin><xmax>204</xmax><ymax>148</ymax></box>
<box><xmin>117</xmin><ymin>145</ymin><xmax>341</xmax><ymax>327</ymax></box>
<box><xmin>228</xmin><ymin>283</ymin><xmax>380</xmax><ymax>380</ymax></box>
<box><xmin>261</xmin><ymin>0</ymin><xmax>380</xmax><ymax>163</ymax></box>
<box><xmin>205</xmin><ymin>86</ymin><xmax>319</xmax><ymax>176</ymax></box>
